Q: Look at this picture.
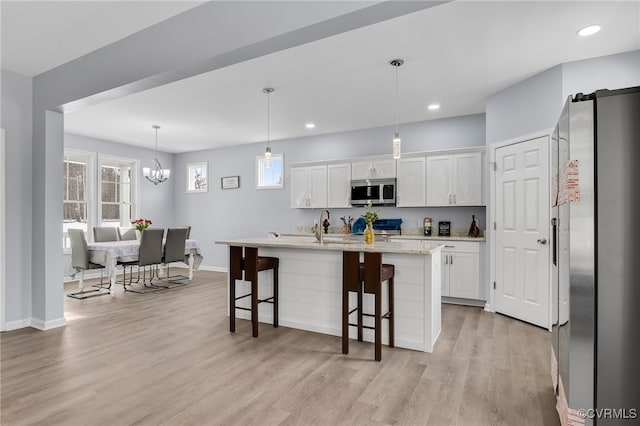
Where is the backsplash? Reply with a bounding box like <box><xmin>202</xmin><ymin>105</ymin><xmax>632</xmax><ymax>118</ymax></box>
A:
<box><xmin>294</xmin><ymin>206</ymin><xmax>487</xmax><ymax>237</ymax></box>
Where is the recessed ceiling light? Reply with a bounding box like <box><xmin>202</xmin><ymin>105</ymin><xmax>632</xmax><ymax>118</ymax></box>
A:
<box><xmin>305</xmin><ymin>123</ymin><xmax>315</xmax><ymax>129</ymax></box>
<box><xmin>427</xmin><ymin>103</ymin><xmax>440</xmax><ymax>111</ymax></box>
<box><xmin>577</xmin><ymin>25</ymin><xmax>601</xmax><ymax>37</ymax></box>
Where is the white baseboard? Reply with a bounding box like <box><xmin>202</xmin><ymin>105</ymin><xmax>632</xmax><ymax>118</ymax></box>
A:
<box><xmin>198</xmin><ymin>265</ymin><xmax>227</xmax><ymax>273</ymax></box>
<box><xmin>30</xmin><ymin>317</ymin><xmax>67</xmax><ymax>331</ymax></box>
<box><xmin>3</xmin><ymin>316</ymin><xmax>67</xmax><ymax>332</ymax></box>
<box><xmin>4</xmin><ymin>318</ymin><xmax>31</xmax><ymax>331</ymax></box>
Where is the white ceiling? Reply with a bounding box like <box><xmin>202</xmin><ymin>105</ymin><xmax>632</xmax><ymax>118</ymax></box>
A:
<box><xmin>1</xmin><ymin>0</ymin><xmax>205</xmax><ymax>76</ymax></box>
<box><xmin>4</xmin><ymin>2</ymin><xmax>640</xmax><ymax>153</ymax></box>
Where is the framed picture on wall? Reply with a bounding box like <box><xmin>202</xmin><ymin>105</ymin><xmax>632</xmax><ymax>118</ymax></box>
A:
<box><xmin>221</xmin><ymin>176</ymin><xmax>240</xmax><ymax>189</ymax></box>
<box><xmin>186</xmin><ymin>162</ymin><xmax>208</xmax><ymax>193</ymax></box>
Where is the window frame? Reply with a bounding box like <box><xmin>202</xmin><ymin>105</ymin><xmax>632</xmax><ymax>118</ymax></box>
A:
<box><xmin>63</xmin><ymin>149</ymin><xmax>96</xmax><ymax>252</ymax></box>
<box><xmin>255</xmin><ymin>153</ymin><xmax>284</xmax><ymax>189</ymax></box>
<box><xmin>97</xmin><ymin>154</ymin><xmax>140</xmax><ymax>230</ymax></box>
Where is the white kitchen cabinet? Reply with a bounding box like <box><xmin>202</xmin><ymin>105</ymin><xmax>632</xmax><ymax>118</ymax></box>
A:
<box><xmin>426</xmin><ymin>152</ymin><xmax>483</xmax><ymax>206</ymax></box>
<box><xmin>351</xmin><ymin>159</ymin><xmax>396</xmax><ymax>180</ymax></box>
<box><xmin>441</xmin><ymin>242</ymin><xmax>480</xmax><ymax>299</ymax></box>
<box><xmin>327</xmin><ymin>163</ymin><xmax>351</xmax><ymax>208</ymax></box>
<box><xmin>290</xmin><ymin>165</ymin><xmax>327</xmax><ymax>208</ymax></box>
<box><xmin>396</xmin><ymin>156</ymin><xmax>426</xmax><ymax>207</ymax></box>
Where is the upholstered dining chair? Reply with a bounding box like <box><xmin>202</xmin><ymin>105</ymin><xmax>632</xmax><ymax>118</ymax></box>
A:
<box><xmin>117</xmin><ymin>226</ymin><xmax>137</xmax><ymax>241</ymax></box>
<box><xmin>120</xmin><ymin>228</ymin><xmax>165</xmax><ymax>294</ymax></box>
<box><xmin>93</xmin><ymin>226</ymin><xmax>119</xmax><ymax>242</ymax></box>
<box><xmin>67</xmin><ymin>228</ymin><xmax>110</xmax><ymax>299</ymax></box>
<box><xmin>156</xmin><ymin>227</ymin><xmax>189</xmax><ymax>288</ymax></box>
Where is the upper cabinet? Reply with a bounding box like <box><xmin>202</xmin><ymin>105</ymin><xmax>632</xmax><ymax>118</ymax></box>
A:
<box><xmin>426</xmin><ymin>152</ymin><xmax>483</xmax><ymax>206</ymax></box>
<box><xmin>327</xmin><ymin>163</ymin><xmax>351</xmax><ymax>208</ymax></box>
<box><xmin>396</xmin><ymin>156</ymin><xmax>426</xmax><ymax>207</ymax></box>
<box><xmin>290</xmin><ymin>165</ymin><xmax>327</xmax><ymax>209</ymax></box>
<box><xmin>351</xmin><ymin>159</ymin><xmax>396</xmax><ymax>180</ymax></box>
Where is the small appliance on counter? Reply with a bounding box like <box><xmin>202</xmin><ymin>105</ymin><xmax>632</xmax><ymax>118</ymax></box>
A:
<box><xmin>438</xmin><ymin>221</ymin><xmax>451</xmax><ymax>237</ymax></box>
<box><xmin>423</xmin><ymin>217</ymin><xmax>432</xmax><ymax>236</ymax></box>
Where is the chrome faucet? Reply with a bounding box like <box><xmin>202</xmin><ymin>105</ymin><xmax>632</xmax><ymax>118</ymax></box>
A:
<box><xmin>313</xmin><ymin>209</ymin><xmax>331</xmax><ymax>244</ymax></box>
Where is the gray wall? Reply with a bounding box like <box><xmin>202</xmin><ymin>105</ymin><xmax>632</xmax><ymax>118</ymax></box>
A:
<box><xmin>174</xmin><ymin>114</ymin><xmax>487</xmax><ymax>269</ymax></box>
<box><xmin>486</xmin><ymin>65</ymin><xmax>563</xmax><ymax>145</ymax></box>
<box><xmin>0</xmin><ymin>69</ymin><xmax>33</xmax><ymax>325</ymax></box>
<box><xmin>562</xmin><ymin>50</ymin><xmax>640</xmax><ymax>99</ymax></box>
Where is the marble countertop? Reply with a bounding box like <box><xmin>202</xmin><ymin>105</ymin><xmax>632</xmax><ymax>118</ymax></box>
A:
<box><xmin>216</xmin><ymin>236</ymin><xmax>444</xmax><ymax>255</ymax></box>
<box><xmin>390</xmin><ymin>235</ymin><xmax>486</xmax><ymax>242</ymax></box>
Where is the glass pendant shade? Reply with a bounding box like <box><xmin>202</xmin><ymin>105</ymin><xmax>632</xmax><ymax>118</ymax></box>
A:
<box><xmin>264</xmin><ymin>146</ymin><xmax>272</xmax><ymax>168</ymax></box>
<box><xmin>392</xmin><ymin>132</ymin><xmax>401</xmax><ymax>159</ymax></box>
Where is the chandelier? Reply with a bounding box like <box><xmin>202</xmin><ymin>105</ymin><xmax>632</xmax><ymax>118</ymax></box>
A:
<box><xmin>143</xmin><ymin>125</ymin><xmax>170</xmax><ymax>185</ymax></box>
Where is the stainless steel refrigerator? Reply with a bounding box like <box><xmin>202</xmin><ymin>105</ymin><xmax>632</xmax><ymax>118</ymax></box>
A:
<box><xmin>551</xmin><ymin>86</ymin><xmax>640</xmax><ymax>425</ymax></box>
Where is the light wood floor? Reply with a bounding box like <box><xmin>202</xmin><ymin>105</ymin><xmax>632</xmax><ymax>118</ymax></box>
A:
<box><xmin>1</xmin><ymin>271</ymin><xmax>560</xmax><ymax>426</ymax></box>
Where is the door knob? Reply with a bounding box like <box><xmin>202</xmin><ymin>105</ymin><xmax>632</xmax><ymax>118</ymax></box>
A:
<box><xmin>537</xmin><ymin>238</ymin><xmax>548</xmax><ymax>245</ymax></box>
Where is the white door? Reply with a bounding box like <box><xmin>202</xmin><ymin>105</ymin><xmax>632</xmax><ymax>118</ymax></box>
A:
<box><xmin>452</xmin><ymin>152</ymin><xmax>482</xmax><ymax>205</ymax></box>
<box><xmin>327</xmin><ymin>163</ymin><xmax>351</xmax><ymax>208</ymax></box>
<box><xmin>426</xmin><ymin>155</ymin><xmax>452</xmax><ymax>206</ymax></box>
<box><xmin>449</xmin><ymin>252</ymin><xmax>480</xmax><ymax>299</ymax></box>
<box><xmin>308</xmin><ymin>165</ymin><xmax>327</xmax><ymax>208</ymax></box>
<box><xmin>290</xmin><ymin>167</ymin><xmax>310</xmax><ymax>208</ymax></box>
<box><xmin>495</xmin><ymin>136</ymin><xmax>549</xmax><ymax>328</ymax></box>
<box><xmin>396</xmin><ymin>157</ymin><xmax>426</xmax><ymax>207</ymax></box>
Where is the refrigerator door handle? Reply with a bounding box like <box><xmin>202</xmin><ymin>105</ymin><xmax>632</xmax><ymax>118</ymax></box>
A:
<box><xmin>551</xmin><ymin>218</ymin><xmax>557</xmax><ymax>265</ymax></box>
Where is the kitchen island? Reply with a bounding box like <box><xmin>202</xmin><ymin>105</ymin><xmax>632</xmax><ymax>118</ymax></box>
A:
<box><xmin>216</xmin><ymin>236</ymin><xmax>443</xmax><ymax>353</ymax></box>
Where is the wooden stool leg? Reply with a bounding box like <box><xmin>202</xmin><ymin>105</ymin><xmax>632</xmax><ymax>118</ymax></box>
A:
<box><xmin>245</xmin><ymin>247</ymin><xmax>259</xmax><ymax>338</ymax></box>
<box><xmin>364</xmin><ymin>252</ymin><xmax>383</xmax><ymax>362</ymax></box>
<box><xmin>343</xmin><ymin>251</ymin><xmax>359</xmax><ymax>355</ymax></box>
<box><xmin>273</xmin><ymin>265</ymin><xmax>279</xmax><ymax>328</ymax></box>
<box><xmin>229</xmin><ymin>246</ymin><xmax>243</xmax><ymax>333</ymax></box>
<box><xmin>357</xmin><ymin>283</ymin><xmax>363</xmax><ymax>341</ymax></box>
<box><xmin>388</xmin><ymin>277</ymin><xmax>394</xmax><ymax>348</ymax></box>
<box><xmin>375</xmin><ymin>284</ymin><xmax>382</xmax><ymax>362</ymax></box>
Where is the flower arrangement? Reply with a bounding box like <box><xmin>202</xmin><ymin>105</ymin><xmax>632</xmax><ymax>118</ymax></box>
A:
<box><xmin>361</xmin><ymin>203</ymin><xmax>380</xmax><ymax>224</ymax></box>
<box><xmin>131</xmin><ymin>218</ymin><xmax>152</xmax><ymax>232</ymax></box>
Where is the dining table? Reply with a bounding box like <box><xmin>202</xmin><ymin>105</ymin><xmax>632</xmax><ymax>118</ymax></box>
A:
<box><xmin>71</xmin><ymin>239</ymin><xmax>203</xmax><ymax>297</ymax></box>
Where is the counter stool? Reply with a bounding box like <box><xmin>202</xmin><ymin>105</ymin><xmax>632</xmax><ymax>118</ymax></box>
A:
<box><xmin>229</xmin><ymin>246</ymin><xmax>279</xmax><ymax>337</ymax></box>
<box><xmin>342</xmin><ymin>251</ymin><xmax>395</xmax><ymax>361</ymax></box>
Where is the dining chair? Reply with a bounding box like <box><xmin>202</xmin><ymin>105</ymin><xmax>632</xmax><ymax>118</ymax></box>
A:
<box><xmin>118</xmin><ymin>226</ymin><xmax>137</xmax><ymax>241</ymax></box>
<box><xmin>93</xmin><ymin>226</ymin><xmax>118</xmax><ymax>242</ymax></box>
<box><xmin>121</xmin><ymin>228</ymin><xmax>165</xmax><ymax>294</ymax></box>
<box><xmin>156</xmin><ymin>227</ymin><xmax>189</xmax><ymax>288</ymax></box>
<box><xmin>67</xmin><ymin>229</ymin><xmax>110</xmax><ymax>299</ymax></box>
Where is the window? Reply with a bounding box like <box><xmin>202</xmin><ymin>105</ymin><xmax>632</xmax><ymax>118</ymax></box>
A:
<box><xmin>99</xmin><ymin>155</ymin><xmax>138</xmax><ymax>228</ymax></box>
<box><xmin>256</xmin><ymin>153</ymin><xmax>283</xmax><ymax>189</ymax></box>
<box><xmin>63</xmin><ymin>150</ymin><xmax>94</xmax><ymax>249</ymax></box>
<box><xmin>62</xmin><ymin>151</ymin><xmax>138</xmax><ymax>249</ymax></box>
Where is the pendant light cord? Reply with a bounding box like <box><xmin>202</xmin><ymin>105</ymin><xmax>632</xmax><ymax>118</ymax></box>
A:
<box><xmin>394</xmin><ymin>63</ymin><xmax>399</xmax><ymax>134</ymax></box>
<box><xmin>267</xmin><ymin>90</ymin><xmax>270</xmax><ymax>149</ymax></box>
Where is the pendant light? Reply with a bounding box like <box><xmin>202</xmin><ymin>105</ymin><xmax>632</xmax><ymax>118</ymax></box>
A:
<box><xmin>390</xmin><ymin>58</ymin><xmax>404</xmax><ymax>159</ymax></box>
<box><xmin>263</xmin><ymin>87</ymin><xmax>274</xmax><ymax>168</ymax></box>
<box><xmin>143</xmin><ymin>125</ymin><xmax>170</xmax><ymax>185</ymax></box>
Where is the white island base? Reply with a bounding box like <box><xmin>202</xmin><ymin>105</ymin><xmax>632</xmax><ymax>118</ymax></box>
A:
<box><xmin>219</xmin><ymin>237</ymin><xmax>442</xmax><ymax>353</ymax></box>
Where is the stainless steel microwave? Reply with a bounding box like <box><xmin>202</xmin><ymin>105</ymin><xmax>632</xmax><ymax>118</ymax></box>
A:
<box><xmin>350</xmin><ymin>178</ymin><xmax>396</xmax><ymax>206</ymax></box>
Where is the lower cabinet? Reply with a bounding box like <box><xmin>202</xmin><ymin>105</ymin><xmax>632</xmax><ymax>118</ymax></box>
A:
<box><xmin>441</xmin><ymin>247</ymin><xmax>480</xmax><ymax>299</ymax></box>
